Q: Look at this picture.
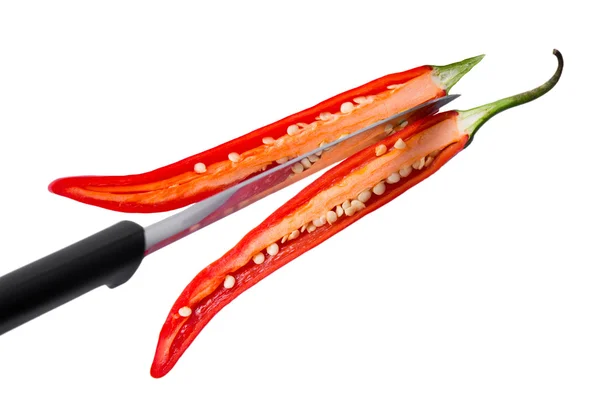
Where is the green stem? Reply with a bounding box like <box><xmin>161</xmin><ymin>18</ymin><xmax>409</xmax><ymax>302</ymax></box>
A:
<box><xmin>432</xmin><ymin>54</ymin><xmax>485</xmax><ymax>92</ymax></box>
<box><xmin>459</xmin><ymin>49</ymin><xmax>563</xmax><ymax>145</ymax></box>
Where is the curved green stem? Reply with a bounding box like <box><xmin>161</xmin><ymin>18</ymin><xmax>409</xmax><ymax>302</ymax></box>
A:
<box><xmin>459</xmin><ymin>49</ymin><xmax>563</xmax><ymax>146</ymax></box>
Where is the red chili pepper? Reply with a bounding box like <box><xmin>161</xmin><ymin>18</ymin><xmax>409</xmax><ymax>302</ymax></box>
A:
<box><xmin>150</xmin><ymin>50</ymin><xmax>563</xmax><ymax>378</ymax></box>
<box><xmin>48</xmin><ymin>55</ymin><xmax>483</xmax><ymax>213</ymax></box>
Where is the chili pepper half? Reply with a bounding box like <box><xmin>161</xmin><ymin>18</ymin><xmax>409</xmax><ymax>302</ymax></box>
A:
<box><xmin>150</xmin><ymin>50</ymin><xmax>563</xmax><ymax>378</ymax></box>
<box><xmin>48</xmin><ymin>55</ymin><xmax>483</xmax><ymax>213</ymax></box>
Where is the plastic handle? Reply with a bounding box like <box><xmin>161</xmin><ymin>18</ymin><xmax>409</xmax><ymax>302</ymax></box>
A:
<box><xmin>0</xmin><ymin>221</ymin><xmax>145</xmax><ymax>335</ymax></box>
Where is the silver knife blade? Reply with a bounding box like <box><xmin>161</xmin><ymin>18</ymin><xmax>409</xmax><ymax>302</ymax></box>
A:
<box><xmin>144</xmin><ymin>94</ymin><xmax>459</xmax><ymax>254</ymax></box>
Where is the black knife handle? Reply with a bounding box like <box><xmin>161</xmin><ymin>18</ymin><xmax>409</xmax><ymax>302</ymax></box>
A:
<box><xmin>0</xmin><ymin>221</ymin><xmax>145</xmax><ymax>335</ymax></box>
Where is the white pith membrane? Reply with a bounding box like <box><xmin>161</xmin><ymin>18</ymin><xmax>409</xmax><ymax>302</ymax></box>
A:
<box><xmin>189</xmin><ymin>79</ymin><xmax>438</xmax><ymax>180</ymax></box>
<box><xmin>175</xmin><ymin>118</ymin><xmax>462</xmax><ymax>310</ymax></box>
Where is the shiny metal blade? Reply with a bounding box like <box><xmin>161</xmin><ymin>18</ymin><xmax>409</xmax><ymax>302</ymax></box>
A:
<box><xmin>144</xmin><ymin>95</ymin><xmax>459</xmax><ymax>253</ymax></box>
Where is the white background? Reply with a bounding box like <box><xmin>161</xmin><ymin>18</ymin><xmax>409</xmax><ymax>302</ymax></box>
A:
<box><xmin>0</xmin><ymin>1</ymin><xmax>598</xmax><ymax>396</ymax></box>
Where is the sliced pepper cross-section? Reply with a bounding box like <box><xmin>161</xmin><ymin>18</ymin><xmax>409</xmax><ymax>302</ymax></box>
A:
<box><xmin>48</xmin><ymin>55</ymin><xmax>484</xmax><ymax>213</ymax></box>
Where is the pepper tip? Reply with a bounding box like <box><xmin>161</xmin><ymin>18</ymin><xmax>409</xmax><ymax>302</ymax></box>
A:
<box><xmin>150</xmin><ymin>365</ymin><xmax>167</xmax><ymax>379</ymax></box>
<box><xmin>151</xmin><ymin>354</ymin><xmax>176</xmax><ymax>378</ymax></box>
<box><xmin>47</xmin><ymin>178</ymin><xmax>59</xmax><ymax>194</ymax></box>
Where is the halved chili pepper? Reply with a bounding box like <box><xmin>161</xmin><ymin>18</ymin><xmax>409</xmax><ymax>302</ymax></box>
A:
<box><xmin>48</xmin><ymin>55</ymin><xmax>483</xmax><ymax>213</ymax></box>
<box><xmin>150</xmin><ymin>50</ymin><xmax>563</xmax><ymax>378</ymax></box>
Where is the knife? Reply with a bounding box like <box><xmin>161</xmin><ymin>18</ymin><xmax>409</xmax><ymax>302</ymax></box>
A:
<box><xmin>0</xmin><ymin>95</ymin><xmax>458</xmax><ymax>335</ymax></box>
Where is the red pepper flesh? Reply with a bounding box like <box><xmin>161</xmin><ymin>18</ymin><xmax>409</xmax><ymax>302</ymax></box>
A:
<box><xmin>48</xmin><ymin>56</ymin><xmax>483</xmax><ymax>213</ymax></box>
